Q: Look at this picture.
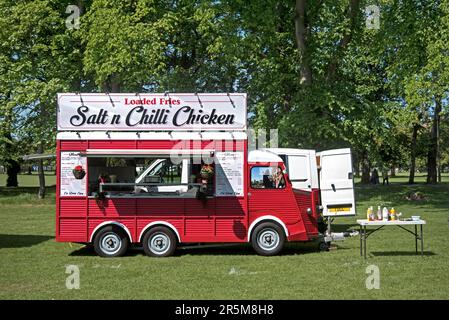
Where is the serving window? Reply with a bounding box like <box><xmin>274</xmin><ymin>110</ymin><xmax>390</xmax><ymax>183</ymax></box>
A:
<box><xmin>87</xmin><ymin>156</ymin><xmax>214</xmax><ymax>198</ymax></box>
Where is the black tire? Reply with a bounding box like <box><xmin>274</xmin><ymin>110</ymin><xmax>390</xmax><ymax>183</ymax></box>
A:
<box><xmin>142</xmin><ymin>226</ymin><xmax>177</xmax><ymax>257</ymax></box>
<box><xmin>93</xmin><ymin>225</ymin><xmax>129</xmax><ymax>258</ymax></box>
<box><xmin>251</xmin><ymin>222</ymin><xmax>285</xmax><ymax>256</ymax></box>
<box><xmin>319</xmin><ymin>241</ymin><xmax>330</xmax><ymax>252</ymax></box>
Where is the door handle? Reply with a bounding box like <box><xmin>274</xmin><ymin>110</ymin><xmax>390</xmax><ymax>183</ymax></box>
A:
<box><xmin>331</xmin><ymin>184</ymin><xmax>336</xmax><ymax>192</ymax></box>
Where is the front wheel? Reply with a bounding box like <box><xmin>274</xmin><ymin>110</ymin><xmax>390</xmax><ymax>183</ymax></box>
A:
<box><xmin>142</xmin><ymin>226</ymin><xmax>177</xmax><ymax>257</ymax></box>
<box><xmin>251</xmin><ymin>222</ymin><xmax>285</xmax><ymax>256</ymax></box>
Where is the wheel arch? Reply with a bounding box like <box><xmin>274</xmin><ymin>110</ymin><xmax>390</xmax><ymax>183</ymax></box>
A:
<box><xmin>89</xmin><ymin>221</ymin><xmax>133</xmax><ymax>243</ymax></box>
<box><xmin>247</xmin><ymin>215</ymin><xmax>289</xmax><ymax>242</ymax></box>
<box><xmin>138</xmin><ymin>221</ymin><xmax>181</xmax><ymax>243</ymax></box>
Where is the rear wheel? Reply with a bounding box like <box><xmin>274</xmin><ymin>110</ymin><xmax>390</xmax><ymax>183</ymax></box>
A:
<box><xmin>251</xmin><ymin>222</ymin><xmax>285</xmax><ymax>256</ymax></box>
<box><xmin>318</xmin><ymin>241</ymin><xmax>330</xmax><ymax>252</ymax></box>
<box><xmin>142</xmin><ymin>226</ymin><xmax>177</xmax><ymax>257</ymax></box>
<box><xmin>93</xmin><ymin>226</ymin><xmax>129</xmax><ymax>257</ymax></box>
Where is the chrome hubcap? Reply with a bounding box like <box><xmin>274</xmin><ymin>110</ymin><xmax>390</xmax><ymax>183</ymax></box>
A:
<box><xmin>149</xmin><ymin>233</ymin><xmax>171</xmax><ymax>255</ymax></box>
<box><xmin>100</xmin><ymin>233</ymin><xmax>122</xmax><ymax>255</ymax></box>
<box><xmin>257</xmin><ymin>229</ymin><xmax>280</xmax><ymax>251</ymax></box>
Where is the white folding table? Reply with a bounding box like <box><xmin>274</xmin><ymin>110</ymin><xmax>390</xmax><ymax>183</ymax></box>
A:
<box><xmin>356</xmin><ymin>219</ymin><xmax>426</xmax><ymax>259</ymax></box>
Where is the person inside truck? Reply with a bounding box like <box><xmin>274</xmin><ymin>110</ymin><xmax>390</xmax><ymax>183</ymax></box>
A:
<box><xmin>272</xmin><ymin>167</ymin><xmax>285</xmax><ymax>188</ymax></box>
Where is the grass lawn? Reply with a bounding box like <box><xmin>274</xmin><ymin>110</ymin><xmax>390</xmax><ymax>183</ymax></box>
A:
<box><xmin>0</xmin><ymin>172</ymin><xmax>56</xmax><ymax>187</ymax></box>
<box><xmin>0</xmin><ymin>173</ymin><xmax>448</xmax><ymax>299</ymax></box>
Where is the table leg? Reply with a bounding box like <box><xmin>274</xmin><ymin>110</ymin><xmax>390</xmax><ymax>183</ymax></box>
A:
<box><xmin>415</xmin><ymin>225</ymin><xmax>418</xmax><ymax>255</ymax></box>
<box><xmin>420</xmin><ymin>224</ymin><xmax>424</xmax><ymax>256</ymax></box>
<box><xmin>360</xmin><ymin>225</ymin><xmax>362</xmax><ymax>256</ymax></box>
<box><xmin>364</xmin><ymin>226</ymin><xmax>367</xmax><ymax>259</ymax></box>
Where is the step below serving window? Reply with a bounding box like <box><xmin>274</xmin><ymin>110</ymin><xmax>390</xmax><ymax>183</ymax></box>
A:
<box><xmin>87</xmin><ymin>156</ymin><xmax>214</xmax><ymax>198</ymax></box>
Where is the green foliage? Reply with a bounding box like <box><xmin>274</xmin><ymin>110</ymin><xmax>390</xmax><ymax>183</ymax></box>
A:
<box><xmin>0</xmin><ymin>0</ymin><xmax>448</xmax><ymax>178</ymax></box>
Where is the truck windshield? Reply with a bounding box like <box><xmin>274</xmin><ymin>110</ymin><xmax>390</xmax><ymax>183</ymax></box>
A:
<box><xmin>250</xmin><ymin>166</ymin><xmax>285</xmax><ymax>189</ymax></box>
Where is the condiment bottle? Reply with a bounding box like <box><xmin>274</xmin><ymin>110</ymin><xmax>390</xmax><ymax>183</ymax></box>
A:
<box><xmin>367</xmin><ymin>206</ymin><xmax>374</xmax><ymax>221</ymax></box>
<box><xmin>390</xmin><ymin>207</ymin><xmax>396</xmax><ymax>221</ymax></box>
<box><xmin>376</xmin><ymin>206</ymin><xmax>382</xmax><ymax>220</ymax></box>
<box><xmin>382</xmin><ymin>207</ymin><xmax>389</xmax><ymax>221</ymax></box>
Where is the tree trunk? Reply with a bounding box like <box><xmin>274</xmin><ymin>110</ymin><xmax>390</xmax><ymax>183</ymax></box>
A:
<box><xmin>354</xmin><ymin>155</ymin><xmax>360</xmax><ymax>178</ymax></box>
<box><xmin>6</xmin><ymin>158</ymin><xmax>20</xmax><ymax>187</ymax></box>
<box><xmin>37</xmin><ymin>143</ymin><xmax>46</xmax><ymax>199</ymax></box>
<box><xmin>426</xmin><ymin>98</ymin><xmax>441</xmax><ymax>184</ymax></box>
<box><xmin>103</xmin><ymin>74</ymin><xmax>121</xmax><ymax>93</ymax></box>
<box><xmin>361</xmin><ymin>151</ymin><xmax>370</xmax><ymax>184</ymax></box>
<box><xmin>408</xmin><ymin>124</ymin><xmax>419</xmax><ymax>184</ymax></box>
<box><xmin>294</xmin><ymin>0</ymin><xmax>312</xmax><ymax>85</ymax></box>
<box><xmin>390</xmin><ymin>166</ymin><xmax>396</xmax><ymax>177</ymax></box>
<box><xmin>4</xmin><ymin>131</ymin><xmax>19</xmax><ymax>187</ymax></box>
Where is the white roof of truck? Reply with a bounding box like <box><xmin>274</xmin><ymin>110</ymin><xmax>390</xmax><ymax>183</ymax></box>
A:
<box><xmin>248</xmin><ymin>150</ymin><xmax>283</xmax><ymax>163</ymax></box>
<box><xmin>262</xmin><ymin>148</ymin><xmax>315</xmax><ymax>155</ymax></box>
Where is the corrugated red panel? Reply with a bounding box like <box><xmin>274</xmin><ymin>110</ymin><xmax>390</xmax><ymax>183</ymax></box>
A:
<box><xmin>59</xmin><ymin>218</ymin><xmax>87</xmax><ymax>241</ymax></box>
<box><xmin>60</xmin><ymin>140</ymin><xmax>87</xmax><ymax>151</ymax></box>
<box><xmin>293</xmin><ymin>190</ymin><xmax>318</xmax><ymax>236</ymax></box>
<box><xmin>184</xmin><ymin>198</ymin><xmax>215</xmax><ymax>216</ymax></box>
<box><xmin>215</xmin><ymin>218</ymin><xmax>246</xmax><ymax>241</ymax></box>
<box><xmin>88</xmin><ymin>218</ymin><xmax>136</xmax><ymax>242</ymax></box>
<box><xmin>59</xmin><ymin>198</ymin><xmax>87</xmax><ymax>217</ymax></box>
<box><xmin>234</xmin><ymin>140</ymin><xmax>245</xmax><ymax>151</ymax></box>
<box><xmin>214</xmin><ymin>140</ymin><xmax>231</xmax><ymax>152</ymax></box>
<box><xmin>184</xmin><ymin>218</ymin><xmax>214</xmax><ymax>241</ymax></box>
<box><xmin>201</xmin><ymin>140</ymin><xmax>214</xmax><ymax>149</ymax></box>
<box><xmin>88</xmin><ymin>140</ymin><xmax>137</xmax><ymax>149</ymax></box>
<box><xmin>209</xmin><ymin>140</ymin><xmax>244</xmax><ymax>152</ymax></box>
<box><xmin>249</xmin><ymin>190</ymin><xmax>300</xmax><ymax>224</ymax></box>
<box><xmin>88</xmin><ymin>198</ymin><xmax>136</xmax><ymax>217</ymax></box>
<box><xmin>137</xmin><ymin>140</ymin><xmax>182</xmax><ymax>149</ymax></box>
<box><xmin>215</xmin><ymin>198</ymin><xmax>246</xmax><ymax>215</ymax></box>
<box><xmin>137</xmin><ymin>198</ymin><xmax>184</xmax><ymax>215</ymax></box>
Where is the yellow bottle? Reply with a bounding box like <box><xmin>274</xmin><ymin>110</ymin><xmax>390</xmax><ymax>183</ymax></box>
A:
<box><xmin>390</xmin><ymin>207</ymin><xmax>396</xmax><ymax>221</ymax></box>
<box><xmin>367</xmin><ymin>206</ymin><xmax>373</xmax><ymax>221</ymax></box>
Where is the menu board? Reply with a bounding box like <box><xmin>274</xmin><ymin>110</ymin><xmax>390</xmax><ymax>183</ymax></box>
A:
<box><xmin>215</xmin><ymin>152</ymin><xmax>244</xmax><ymax>197</ymax></box>
<box><xmin>60</xmin><ymin>152</ymin><xmax>87</xmax><ymax>197</ymax></box>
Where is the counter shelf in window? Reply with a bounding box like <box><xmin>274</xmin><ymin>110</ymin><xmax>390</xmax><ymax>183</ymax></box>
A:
<box><xmin>90</xmin><ymin>182</ymin><xmax>209</xmax><ymax>199</ymax></box>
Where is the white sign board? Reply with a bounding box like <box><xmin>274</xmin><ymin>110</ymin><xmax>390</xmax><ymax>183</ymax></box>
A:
<box><xmin>57</xmin><ymin>93</ymin><xmax>247</xmax><ymax>131</ymax></box>
<box><xmin>60</xmin><ymin>152</ymin><xmax>87</xmax><ymax>197</ymax></box>
<box><xmin>215</xmin><ymin>152</ymin><xmax>244</xmax><ymax>197</ymax></box>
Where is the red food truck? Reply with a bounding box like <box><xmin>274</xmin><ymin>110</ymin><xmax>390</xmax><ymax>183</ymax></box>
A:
<box><xmin>56</xmin><ymin>93</ymin><xmax>355</xmax><ymax>257</ymax></box>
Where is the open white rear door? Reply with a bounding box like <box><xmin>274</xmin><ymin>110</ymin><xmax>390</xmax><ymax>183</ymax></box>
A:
<box><xmin>318</xmin><ymin>148</ymin><xmax>356</xmax><ymax>217</ymax></box>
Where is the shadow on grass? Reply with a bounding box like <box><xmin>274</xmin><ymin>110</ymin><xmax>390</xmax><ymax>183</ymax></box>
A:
<box><xmin>371</xmin><ymin>251</ymin><xmax>436</xmax><ymax>257</ymax></box>
<box><xmin>0</xmin><ymin>234</ymin><xmax>53</xmax><ymax>248</ymax></box>
<box><xmin>68</xmin><ymin>245</ymin><xmax>143</xmax><ymax>257</ymax></box>
<box><xmin>175</xmin><ymin>241</ymin><xmax>334</xmax><ymax>256</ymax></box>
<box><xmin>68</xmin><ymin>241</ymin><xmax>333</xmax><ymax>257</ymax></box>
